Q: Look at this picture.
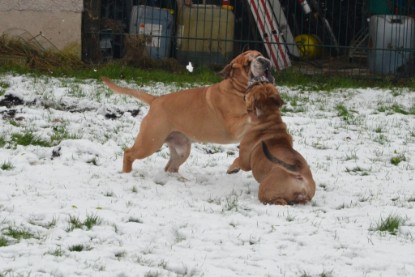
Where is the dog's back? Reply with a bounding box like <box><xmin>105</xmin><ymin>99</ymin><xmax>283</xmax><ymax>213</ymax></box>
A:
<box><xmin>232</xmin><ymin>82</ymin><xmax>316</xmax><ymax>205</ymax></box>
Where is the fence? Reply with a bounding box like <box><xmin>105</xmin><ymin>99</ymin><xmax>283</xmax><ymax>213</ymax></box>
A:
<box><xmin>82</xmin><ymin>0</ymin><xmax>415</xmax><ymax>77</ymax></box>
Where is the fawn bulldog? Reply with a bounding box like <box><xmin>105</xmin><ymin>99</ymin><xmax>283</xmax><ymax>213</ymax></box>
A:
<box><xmin>102</xmin><ymin>50</ymin><xmax>274</xmax><ymax>173</ymax></box>
<box><xmin>227</xmin><ymin>80</ymin><xmax>315</xmax><ymax>205</ymax></box>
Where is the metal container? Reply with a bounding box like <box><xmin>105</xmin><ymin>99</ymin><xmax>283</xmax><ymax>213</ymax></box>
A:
<box><xmin>176</xmin><ymin>4</ymin><xmax>234</xmax><ymax>66</ymax></box>
<box><xmin>368</xmin><ymin>15</ymin><xmax>415</xmax><ymax>74</ymax></box>
<box><xmin>129</xmin><ymin>5</ymin><xmax>173</xmax><ymax>59</ymax></box>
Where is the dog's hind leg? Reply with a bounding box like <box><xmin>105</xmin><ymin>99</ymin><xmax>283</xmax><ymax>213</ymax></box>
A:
<box><xmin>164</xmin><ymin>132</ymin><xmax>191</xmax><ymax>173</ymax></box>
<box><xmin>123</xmin><ymin>117</ymin><xmax>169</xmax><ymax>173</ymax></box>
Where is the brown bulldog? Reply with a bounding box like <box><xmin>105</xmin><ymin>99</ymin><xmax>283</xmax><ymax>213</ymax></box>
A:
<box><xmin>227</xmin><ymin>81</ymin><xmax>315</xmax><ymax>205</ymax></box>
<box><xmin>101</xmin><ymin>50</ymin><xmax>274</xmax><ymax>173</ymax></box>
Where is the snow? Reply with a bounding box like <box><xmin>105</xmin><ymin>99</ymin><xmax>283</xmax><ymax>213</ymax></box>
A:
<box><xmin>0</xmin><ymin>74</ymin><xmax>414</xmax><ymax>277</ymax></box>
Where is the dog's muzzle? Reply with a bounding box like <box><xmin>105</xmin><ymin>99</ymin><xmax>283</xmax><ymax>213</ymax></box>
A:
<box><xmin>250</xmin><ymin>56</ymin><xmax>274</xmax><ymax>84</ymax></box>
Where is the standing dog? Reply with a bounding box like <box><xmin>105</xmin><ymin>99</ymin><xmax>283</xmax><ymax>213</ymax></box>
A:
<box><xmin>102</xmin><ymin>50</ymin><xmax>274</xmax><ymax>173</ymax></box>
<box><xmin>227</xmin><ymin>81</ymin><xmax>315</xmax><ymax>205</ymax></box>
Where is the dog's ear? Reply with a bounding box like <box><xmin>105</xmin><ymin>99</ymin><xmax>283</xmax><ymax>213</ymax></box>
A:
<box><xmin>270</xmin><ymin>93</ymin><xmax>284</xmax><ymax>109</ymax></box>
<box><xmin>218</xmin><ymin>63</ymin><xmax>233</xmax><ymax>79</ymax></box>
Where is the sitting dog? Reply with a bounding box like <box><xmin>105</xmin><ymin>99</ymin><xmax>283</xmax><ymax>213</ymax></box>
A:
<box><xmin>102</xmin><ymin>50</ymin><xmax>274</xmax><ymax>173</ymax></box>
<box><xmin>227</xmin><ymin>80</ymin><xmax>315</xmax><ymax>205</ymax></box>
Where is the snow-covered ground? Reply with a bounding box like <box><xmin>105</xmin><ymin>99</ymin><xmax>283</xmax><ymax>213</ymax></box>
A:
<box><xmin>0</xmin><ymin>74</ymin><xmax>414</xmax><ymax>277</ymax></box>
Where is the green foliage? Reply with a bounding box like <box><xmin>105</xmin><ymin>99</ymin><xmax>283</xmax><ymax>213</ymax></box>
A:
<box><xmin>67</xmin><ymin>214</ymin><xmax>102</xmax><ymax>231</ymax></box>
<box><xmin>48</xmin><ymin>248</ymin><xmax>64</xmax><ymax>256</ymax></box>
<box><xmin>11</xmin><ymin>132</ymin><xmax>51</xmax><ymax>147</ymax></box>
<box><xmin>390</xmin><ymin>154</ymin><xmax>406</xmax><ymax>166</ymax></box>
<box><xmin>84</xmin><ymin>214</ymin><xmax>102</xmax><ymax>230</ymax></box>
<box><xmin>4</xmin><ymin>227</ymin><xmax>34</xmax><ymax>240</ymax></box>
<box><xmin>68</xmin><ymin>244</ymin><xmax>84</xmax><ymax>252</ymax></box>
<box><xmin>67</xmin><ymin>216</ymin><xmax>83</xmax><ymax>231</ymax></box>
<box><xmin>0</xmin><ymin>136</ymin><xmax>5</xmax><ymax>148</ymax></box>
<box><xmin>335</xmin><ymin>104</ymin><xmax>351</xmax><ymax>121</ymax></box>
<box><xmin>0</xmin><ymin>236</ymin><xmax>8</xmax><ymax>247</ymax></box>
<box><xmin>50</xmin><ymin>125</ymin><xmax>79</xmax><ymax>142</ymax></box>
<box><xmin>378</xmin><ymin>103</ymin><xmax>415</xmax><ymax>115</ymax></box>
<box><xmin>1</xmin><ymin>161</ymin><xmax>14</xmax><ymax>171</ymax></box>
<box><xmin>345</xmin><ymin>166</ymin><xmax>370</xmax><ymax>176</ymax></box>
<box><xmin>0</xmin><ymin>81</ymin><xmax>9</xmax><ymax>96</ymax></box>
<box><xmin>372</xmin><ymin>215</ymin><xmax>405</xmax><ymax>235</ymax></box>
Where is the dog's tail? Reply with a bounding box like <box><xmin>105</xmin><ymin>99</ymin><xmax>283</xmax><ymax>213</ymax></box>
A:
<box><xmin>261</xmin><ymin>142</ymin><xmax>299</xmax><ymax>173</ymax></box>
<box><xmin>101</xmin><ymin>77</ymin><xmax>156</xmax><ymax>105</ymax></box>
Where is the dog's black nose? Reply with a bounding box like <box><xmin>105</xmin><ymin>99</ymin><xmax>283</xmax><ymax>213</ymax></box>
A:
<box><xmin>257</xmin><ymin>56</ymin><xmax>272</xmax><ymax>69</ymax></box>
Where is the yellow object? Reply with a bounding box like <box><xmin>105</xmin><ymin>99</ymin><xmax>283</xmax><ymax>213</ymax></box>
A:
<box><xmin>222</xmin><ymin>5</ymin><xmax>234</xmax><ymax>10</ymax></box>
<box><xmin>294</xmin><ymin>34</ymin><xmax>322</xmax><ymax>59</ymax></box>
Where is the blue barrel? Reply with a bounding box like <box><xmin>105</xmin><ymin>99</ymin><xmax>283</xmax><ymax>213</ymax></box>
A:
<box><xmin>129</xmin><ymin>5</ymin><xmax>173</xmax><ymax>59</ymax></box>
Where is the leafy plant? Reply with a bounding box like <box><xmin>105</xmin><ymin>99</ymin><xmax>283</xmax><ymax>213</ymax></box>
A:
<box><xmin>1</xmin><ymin>161</ymin><xmax>14</xmax><ymax>171</ymax></box>
<box><xmin>371</xmin><ymin>215</ymin><xmax>405</xmax><ymax>235</ymax></box>
<box><xmin>0</xmin><ymin>236</ymin><xmax>8</xmax><ymax>247</ymax></box>
<box><xmin>11</xmin><ymin>132</ymin><xmax>51</xmax><ymax>147</ymax></box>
<box><xmin>68</xmin><ymin>244</ymin><xmax>84</xmax><ymax>252</ymax></box>
<box><xmin>67</xmin><ymin>216</ymin><xmax>83</xmax><ymax>231</ymax></box>
<box><xmin>390</xmin><ymin>154</ymin><xmax>406</xmax><ymax>166</ymax></box>
<box><xmin>335</xmin><ymin>104</ymin><xmax>351</xmax><ymax>121</ymax></box>
<box><xmin>0</xmin><ymin>136</ymin><xmax>5</xmax><ymax>148</ymax></box>
<box><xmin>4</xmin><ymin>227</ymin><xmax>34</xmax><ymax>240</ymax></box>
<box><xmin>67</xmin><ymin>214</ymin><xmax>102</xmax><ymax>231</ymax></box>
<box><xmin>48</xmin><ymin>247</ymin><xmax>64</xmax><ymax>256</ymax></box>
<box><xmin>345</xmin><ymin>166</ymin><xmax>370</xmax><ymax>176</ymax></box>
<box><xmin>84</xmin><ymin>214</ymin><xmax>102</xmax><ymax>230</ymax></box>
<box><xmin>50</xmin><ymin>125</ymin><xmax>80</xmax><ymax>145</ymax></box>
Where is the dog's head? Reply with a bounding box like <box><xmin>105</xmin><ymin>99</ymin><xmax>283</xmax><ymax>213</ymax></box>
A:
<box><xmin>218</xmin><ymin>50</ymin><xmax>274</xmax><ymax>89</ymax></box>
<box><xmin>245</xmin><ymin>83</ymin><xmax>284</xmax><ymax>118</ymax></box>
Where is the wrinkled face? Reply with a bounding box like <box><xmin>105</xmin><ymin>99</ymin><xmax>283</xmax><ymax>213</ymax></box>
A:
<box><xmin>219</xmin><ymin>50</ymin><xmax>274</xmax><ymax>86</ymax></box>
<box><xmin>249</xmin><ymin>56</ymin><xmax>274</xmax><ymax>84</ymax></box>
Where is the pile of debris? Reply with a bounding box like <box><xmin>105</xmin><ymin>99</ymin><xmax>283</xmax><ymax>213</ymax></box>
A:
<box><xmin>0</xmin><ymin>29</ymin><xmax>84</xmax><ymax>72</ymax></box>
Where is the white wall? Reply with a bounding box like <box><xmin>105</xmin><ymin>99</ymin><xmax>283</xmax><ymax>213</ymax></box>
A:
<box><xmin>0</xmin><ymin>0</ymin><xmax>83</xmax><ymax>56</ymax></box>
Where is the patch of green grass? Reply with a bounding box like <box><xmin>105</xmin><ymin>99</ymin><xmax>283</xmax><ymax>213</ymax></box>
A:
<box><xmin>222</xmin><ymin>194</ymin><xmax>240</xmax><ymax>212</ymax></box>
<box><xmin>68</xmin><ymin>244</ymin><xmax>85</xmax><ymax>252</ymax></box>
<box><xmin>335</xmin><ymin>104</ymin><xmax>352</xmax><ymax>121</ymax></box>
<box><xmin>67</xmin><ymin>214</ymin><xmax>102</xmax><ymax>231</ymax></box>
<box><xmin>0</xmin><ymin>236</ymin><xmax>9</xmax><ymax>247</ymax></box>
<box><xmin>0</xmin><ymin>136</ymin><xmax>5</xmax><ymax>148</ymax></box>
<box><xmin>372</xmin><ymin>215</ymin><xmax>405</xmax><ymax>235</ymax></box>
<box><xmin>390</xmin><ymin>154</ymin><xmax>406</xmax><ymax>166</ymax></box>
<box><xmin>86</xmin><ymin>157</ymin><xmax>98</xmax><ymax>166</ymax></box>
<box><xmin>373</xmin><ymin>133</ymin><xmax>388</xmax><ymax>145</ymax></box>
<box><xmin>4</xmin><ymin>227</ymin><xmax>34</xmax><ymax>240</ymax></box>
<box><xmin>374</xmin><ymin>126</ymin><xmax>382</xmax><ymax>133</ymax></box>
<box><xmin>11</xmin><ymin>132</ymin><xmax>51</xmax><ymax>147</ymax></box>
<box><xmin>48</xmin><ymin>247</ymin><xmax>64</xmax><ymax>256</ymax></box>
<box><xmin>1</xmin><ymin>161</ymin><xmax>14</xmax><ymax>171</ymax></box>
<box><xmin>377</xmin><ymin>103</ymin><xmax>415</xmax><ymax>115</ymax></box>
<box><xmin>83</xmin><ymin>214</ymin><xmax>102</xmax><ymax>230</ymax></box>
<box><xmin>50</xmin><ymin>125</ymin><xmax>80</xmax><ymax>145</ymax></box>
<box><xmin>343</xmin><ymin>151</ymin><xmax>358</xmax><ymax>161</ymax></box>
<box><xmin>115</xmin><ymin>251</ymin><xmax>126</xmax><ymax>259</ymax></box>
<box><xmin>0</xmin><ymin>81</ymin><xmax>9</xmax><ymax>96</ymax></box>
<box><xmin>280</xmin><ymin>93</ymin><xmax>307</xmax><ymax>113</ymax></box>
<box><xmin>345</xmin><ymin>166</ymin><xmax>370</xmax><ymax>176</ymax></box>
<box><xmin>128</xmin><ymin>217</ymin><xmax>143</xmax><ymax>224</ymax></box>
<box><xmin>67</xmin><ymin>216</ymin><xmax>83</xmax><ymax>231</ymax></box>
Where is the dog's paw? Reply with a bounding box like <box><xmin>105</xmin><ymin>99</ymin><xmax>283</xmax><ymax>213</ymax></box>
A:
<box><xmin>226</xmin><ymin>167</ymin><xmax>240</xmax><ymax>174</ymax></box>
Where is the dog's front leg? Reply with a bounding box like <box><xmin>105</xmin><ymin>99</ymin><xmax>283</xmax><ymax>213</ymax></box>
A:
<box><xmin>226</xmin><ymin>157</ymin><xmax>241</xmax><ymax>174</ymax></box>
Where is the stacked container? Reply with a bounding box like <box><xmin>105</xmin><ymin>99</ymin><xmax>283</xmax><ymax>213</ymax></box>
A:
<box><xmin>368</xmin><ymin>15</ymin><xmax>415</xmax><ymax>74</ymax></box>
<box><xmin>129</xmin><ymin>5</ymin><xmax>174</xmax><ymax>59</ymax></box>
<box><xmin>176</xmin><ymin>4</ymin><xmax>234</xmax><ymax>65</ymax></box>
